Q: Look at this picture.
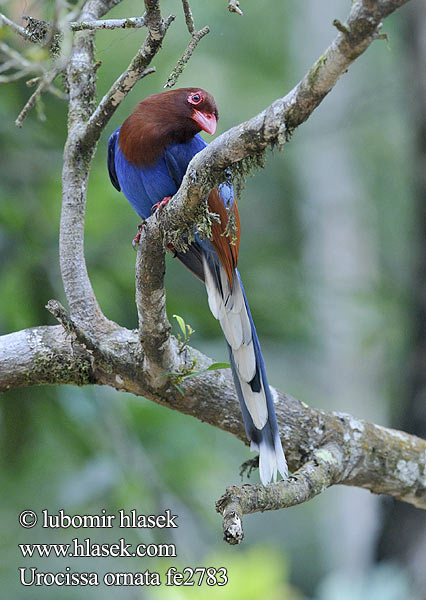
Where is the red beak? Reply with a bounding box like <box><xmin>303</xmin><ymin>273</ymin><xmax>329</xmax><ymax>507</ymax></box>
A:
<box><xmin>191</xmin><ymin>110</ymin><xmax>217</xmax><ymax>135</ymax></box>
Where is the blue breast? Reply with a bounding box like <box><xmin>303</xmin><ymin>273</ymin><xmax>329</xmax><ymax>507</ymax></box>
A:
<box><xmin>108</xmin><ymin>129</ymin><xmax>208</xmax><ymax>220</ymax></box>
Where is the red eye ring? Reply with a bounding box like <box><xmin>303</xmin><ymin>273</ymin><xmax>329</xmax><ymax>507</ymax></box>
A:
<box><xmin>188</xmin><ymin>92</ymin><xmax>202</xmax><ymax>106</ymax></box>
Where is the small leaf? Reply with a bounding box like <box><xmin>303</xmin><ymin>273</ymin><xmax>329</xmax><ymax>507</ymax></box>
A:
<box><xmin>180</xmin><ymin>362</ymin><xmax>231</xmax><ymax>381</ymax></box>
<box><xmin>206</xmin><ymin>362</ymin><xmax>230</xmax><ymax>371</ymax></box>
<box><xmin>173</xmin><ymin>314</ymin><xmax>187</xmax><ymax>337</ymax></box>
<box><xmin>174</xmin><ymin>384</ymin><xmax>185</xmax><ymax>395</ymax></box>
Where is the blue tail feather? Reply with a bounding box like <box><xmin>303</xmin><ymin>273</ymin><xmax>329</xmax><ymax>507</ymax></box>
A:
<box><xmin>230</xmin><ymin>272</ymin><xmax>288</xmax><ymax>483</ymax></box>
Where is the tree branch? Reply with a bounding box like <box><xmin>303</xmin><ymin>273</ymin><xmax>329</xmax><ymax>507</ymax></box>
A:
<box><xmin>60</xmin><ymin>0</ymin><xmax>173</xmax><ymax>331</ymax></box>
<box><xmin>60</xmin><ymin>4</ymin><xmax>111</xmax><ymax>330</ymax></box>
<box><xmin>1</xmin><ymin>325</ymin><xmax>424</xmax><ymax>522</ymax></box>
<box><xmin>164</xmin><ymin>25</ymin><xmax>209</xmax><ymax>88</ymax></box>
<box><xmin>164</xmin><ymin>1</ymin><xmax>210</xmax><ymax>88</ymax></box>
<box><xmin>0</xmin><ymin>326</ymin><xmax>95</xmax><ymax>390</ymax></box>
<box><xmin>217</xmin><ymin>443</ymin><xmax>343</xmax><ymax>544</ymax></box>
<box><xmin>0</xmin><ymin>12</ymin><xmax>32</xmax><ymax>41</ymax></box>
<box><xmin>135</xmin><ymin>219</ymin><xmax>182</xmax><ymax>384</ymax></box>
<box><xmin>15</xmin><ymin>66</ymin><xmax>62</xmax><ymax>127</ymax></box>
<box><xmin>70</xmin><ymin>15</ymin><xmax>146</xmax><ymax>31</ymax></box>
<box><xmin>181</xmin><ymin>0</ymin><xmax>195</xmax><ymax>33</ymax></box>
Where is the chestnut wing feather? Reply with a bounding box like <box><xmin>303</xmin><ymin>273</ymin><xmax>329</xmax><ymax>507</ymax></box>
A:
<box><xmin>208</xmin><ymin>187</ymin><xmax>240</xmax><ymax>287</ymax></box>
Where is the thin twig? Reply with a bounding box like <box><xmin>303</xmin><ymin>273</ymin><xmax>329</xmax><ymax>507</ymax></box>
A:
<box><xmin>0</xmin><ymin>40</ymin><xmax>63</xmax><ymax>89</ymax></box>
<box><xmin>45</xmin><ymin>299</ymin><xmax>119</xmax><ymax>371</ymax></box>
<box><xmin>0</xmin><ymin>12</ymin><xmax>32</xmax><ymax>41</ymax></box>
<box><xmin>70</xmin><ymin>14</ymin><xmax>146</xmax><ymax>31</ymax></box>
<box><xmin>181</xmin><ymin>0</ymin><xmax>195</xmax><ymax>33</ymax></box>
<box><xmin>164</xmin><ymin>25</ymin><xmax>209</xmax><ymax>88</ymax></box>
<box><xmin>228</xmin><ymin>0</ymin><xmax>243</xmax><ymax>16</ymax></box>
<box><xmin>0</xmin><ymin>59</ymin><xmax>16</xmax><ymax>74</ymax></box>
<box><xmin>332</xmin><ymin>18</ymin><xmax>350</xmax><ymax>36</ymax></box>
<box><xmin>46</xmin><ymin>300</ymin><xmax>100</xmax><ymax>354</ymax></box>
<box><xmin>216</xmin><ymin>444</ymin><xmax>342</xmax><ymax>544</ymax></box>
<box><xmin>0</xmin><ymin>41</ymin><xmax>31</xmax><ymax>65</ymax></box>
<box><xmin>0</xmin><ymin>70</ymin><xmax>31</xmax><ymax>83</ymax></box>
<box><xmin>15</xmin><ymin>67</ymin><xmax>62</xmax><ymax>127</ymax></box>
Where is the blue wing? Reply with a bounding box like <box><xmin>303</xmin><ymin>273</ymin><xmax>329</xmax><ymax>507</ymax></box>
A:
<box><xmin>163</xmin><ymin>134</ymin><xmax>207</xmax><ymax>186</ymax></box>
<box><xmin>107</xmin><ymin>129</ymin><xmax>121</xmax><ymax>192</ymax></box>
<box><xmin>108</xmin><ymin>130</ymin><xmax>208</xmax><ymax>220</ymax></box>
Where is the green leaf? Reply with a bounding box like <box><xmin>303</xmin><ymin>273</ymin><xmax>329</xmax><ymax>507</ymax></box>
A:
<box><xmin>206</xmin><ymin>362</ymin><xmax>230</xmax><ymax>371</ymax></box>
<box><xmin>172</xmin><ymin>314</ymin><xmax>187</xmax><ymax>337</ymax></box>
<box><xmin>172</xmin><ymin>314</ymin><xmax>187</xmax><ymax>336</ymax></box>
<box><xmin>180</xmin><ymin>362</ymin><xmax>231</xmax><ymax>381</ymax></box>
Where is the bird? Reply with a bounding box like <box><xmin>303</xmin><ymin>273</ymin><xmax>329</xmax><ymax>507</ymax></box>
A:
<box><xmin>107</xmin><ymin>87</ymin><xmax>288</xmax><ymax>485</ymax></box>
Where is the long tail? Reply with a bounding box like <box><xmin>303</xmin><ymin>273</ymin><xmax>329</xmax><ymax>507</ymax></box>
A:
<box><xmin>202</xmin><ymin>255</ymin><xmax>288</xmax><ymax>485</ymax></box>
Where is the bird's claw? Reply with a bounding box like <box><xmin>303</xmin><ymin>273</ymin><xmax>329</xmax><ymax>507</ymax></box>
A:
<box><xmin>132</xmin><ymin>221</ymin><xmax>145</xmax><ymax>249</ymax></box>
<box><xmin>132</xmin><ymin>197</ymin><xmax>171</xmax><ymax>249</ymax></box>
<box><xmin>151</xmin><ymin>196</ymin><xmax>172</xmax><ymax>216</ymax></box>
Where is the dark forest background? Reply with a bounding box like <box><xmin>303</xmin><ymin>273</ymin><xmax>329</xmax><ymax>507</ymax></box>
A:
<box><xmin>1</xmin><ymin>0</ymin><xmax>425</xmax><ymax>598</ymax></box>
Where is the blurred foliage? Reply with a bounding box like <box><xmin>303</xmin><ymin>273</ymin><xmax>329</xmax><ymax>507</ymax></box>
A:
<box><xmin>0</xmin><ymin>0</ymin><xmax>422</xmax><ymax>598</ymax></box>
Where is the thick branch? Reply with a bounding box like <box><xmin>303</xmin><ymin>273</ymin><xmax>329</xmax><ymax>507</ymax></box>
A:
<box><xmin>135</xmin><ymin>220</ymin><xmax>182</xmax><ymax>383</ymax></box>
<box><xmin>60</xmin><ymin>0</ymin><xmax>172</xmax><ymax>330</ymax></box>
<box><xmin>1</xmin><ymin>325</ymin><xmax>425</xmax><ymax>519</ymax></box>
<box><xmin>60</xmin><ymin>10</ymin><xmax>108</xmax><ymax>329</ymax></box>
<box><xmin>0</xmin><ymin>326</ymin><xmax>95</xmax><ymax>390</ymax></box>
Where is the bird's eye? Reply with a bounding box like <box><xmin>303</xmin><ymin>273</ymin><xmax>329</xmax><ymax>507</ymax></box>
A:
<box><xmin>188</xmin><ymin>92</ymin><xmax>202</xmax><ymax>106</ymax></box>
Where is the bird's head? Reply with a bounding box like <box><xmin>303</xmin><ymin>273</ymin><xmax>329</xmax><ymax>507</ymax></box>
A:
<box><xmin>119</xmin><ymin>87</ymin><xmax>219</xmax><ymax>165</ymax></box>
<box><xmin>184</xmin><ymin>88</ymin><xmax>218</xmax><ymax>135</ymax></box>
<box><xmin>136</xmin><ymin>87</ymin><xmax>219</xmax><ymax>135</ymax></box>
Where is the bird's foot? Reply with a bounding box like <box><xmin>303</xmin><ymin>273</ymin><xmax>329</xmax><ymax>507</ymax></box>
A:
<box><xmin>239</xmin><ymin>456</ymin><xmax>259</xmax><ymax>479</ymax></box>
<box><xmin>151</xmin><ymin>196</ymin><xmax>172</xmax><ymax>216</ymax></box>
<box><xmin>132</xmin><ymin>221</ymin><xmax>145</xmax><ymax>249</ymax></box>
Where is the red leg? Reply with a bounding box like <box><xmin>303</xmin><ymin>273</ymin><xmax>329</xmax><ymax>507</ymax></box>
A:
<box><xmin>132</xmin><ymin>197</ymin><xmax>172</xmax><ymax>249</ymax></box>
<box><xmin>151</xmin><ymin>196</ymin><xmax>172</xmax><ymax>215</ymax></box>
<box><xmin>132</xmin><ymin>221</ymin><xmax>145</xmax><ymax>249</ymax></box>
